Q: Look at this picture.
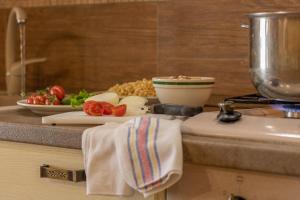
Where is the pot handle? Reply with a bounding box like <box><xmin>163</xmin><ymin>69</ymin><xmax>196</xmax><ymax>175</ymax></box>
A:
<box><xmin>241</xmin><ymin>24</ymin><xmax>249</xmax><ymax>29</ymax></box>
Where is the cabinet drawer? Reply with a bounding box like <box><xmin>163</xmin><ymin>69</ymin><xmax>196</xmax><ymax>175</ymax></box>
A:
<box><xmin>0</xmin><ymin>141</ymin><xmax>164</xmax><ymax>200</ymax></box>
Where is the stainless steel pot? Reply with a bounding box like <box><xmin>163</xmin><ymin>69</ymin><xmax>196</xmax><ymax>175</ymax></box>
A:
<box><xmin>244</xmin><ymin>12</ymin><xmax>300</xmax><ymax>102</ymax></box>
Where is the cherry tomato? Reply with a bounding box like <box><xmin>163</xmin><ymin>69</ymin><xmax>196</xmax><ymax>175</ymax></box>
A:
<box><xmin>45</xmin><ymin>99</ymin><xmax>52</xmax><ymax>105</ymax></box>
<box><xmin>33</xmin><ymin>97</ymin><xmax>44</xmax><ymax>105</ymax></box>
<box><xmin>43</xmin><ymin>94</ymin><xmax>60</xmax><ymax>106</ymax></box>
<box><xmin>112</xmin><ymin>104</ymin><xmax>127</xmax><ymax>117</ymax></box>
<box><xmin>49</xmin><ymin>85</ymin><xmax>65</xmax><ymax>100</ymax></box>
<box><xmin>26</xmin><ymin>96</ymin><xmax>34</xmax><ymax>104</ymax></box>
<box><xmin>35</xmin><ymin>95</ymin><xmax>46</xmax><ymax>104</ymax></box>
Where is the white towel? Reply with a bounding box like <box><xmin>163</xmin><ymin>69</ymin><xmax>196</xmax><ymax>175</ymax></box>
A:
<box><xmin>82</xmin><ymin>117</ymin><xmax>183</xmax><ymax>197</ymax></box>
<box><xmin>82</xmin><ymin>123</ymin><xmax>134</xmax><ymax>196</ymax></box>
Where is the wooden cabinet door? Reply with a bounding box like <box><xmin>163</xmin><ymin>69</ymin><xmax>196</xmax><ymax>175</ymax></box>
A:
<box><xmin>168</xmin><ymin>163</ymin><xmax>300</xmax><ymax>200</ymax></box>
<box><xmin>0</xmin><ymin>141</ymin><xmax>165</xmax><ymax>200</ymax></box>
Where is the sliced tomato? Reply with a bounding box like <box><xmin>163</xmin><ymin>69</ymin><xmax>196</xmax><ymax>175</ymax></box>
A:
<box><xmin>99</xmin><ymin>102</ymin><xmax>114</xmax><ymax>115</ymax></box>
<box><xmin>50</xmin><ymin>85</ymin><xmax>65</xmax><ymax>100</ymax></box>
<box><xmin>112</xmin><ymin>104</ymin><xmax>127</xmax><ymax>117</ymax></box>
<box><xmin>88</xmin><ymin>103</ymin><xmax>103</xmax><ymax>116</ymax></box>
<box><xmin>83</xmin><ymin>101</ymin><xmax>103</xmax><ymax>116</ymax></box>
<box><xmin>83</xmin><ymin>101</ymin><xmax>96</xmax><ymax>115</ymax></box>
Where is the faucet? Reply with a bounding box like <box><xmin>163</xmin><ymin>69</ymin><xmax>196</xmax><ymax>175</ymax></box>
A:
<box><xmin>5</xmin><ymin>7</ymin><xmax>46</xmax><ymax>96</ymax></box>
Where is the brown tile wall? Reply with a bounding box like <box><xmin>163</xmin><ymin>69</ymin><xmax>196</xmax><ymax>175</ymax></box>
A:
<box><xmin>157</xmin><ymin>0</ymin><xmax>300</xmax><ymax>96</ymax></box>
<box><xmin>0</xmin><ymin>3</ymin><xmax>158</xmax><ymax>93</ymax></box>
<box><xmin>0</xmin><ymin>0</ymin><xmax>163</xmax><ymax>8</ymax></box>
<box><xmin>1</xmin><ymin>1</ymin><xmax>300</xmax><ymax>96</ymax></box>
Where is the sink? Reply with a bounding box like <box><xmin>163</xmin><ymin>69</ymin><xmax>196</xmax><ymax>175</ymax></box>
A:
<box><xmin>0</xmin><ymin>92</ymin><xmax>21</xmax><ymax>106</ymax></box>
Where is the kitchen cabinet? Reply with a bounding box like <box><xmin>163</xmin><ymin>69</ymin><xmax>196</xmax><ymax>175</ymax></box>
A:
<box><xmin>0</xmin><ymin>141</ymin><xmax>165</xmax><ymax>200</ymax></box>
<box><xmin>167</xmin><ymin>163</ymin><xmax>300</xmax><ymax>200</ymax></box>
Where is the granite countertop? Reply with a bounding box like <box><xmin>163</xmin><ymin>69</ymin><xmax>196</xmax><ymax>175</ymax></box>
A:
<box><xmin>1</xmin><ymin>106</ymin><xmax>300</xmax><ymax>177</ymax></box>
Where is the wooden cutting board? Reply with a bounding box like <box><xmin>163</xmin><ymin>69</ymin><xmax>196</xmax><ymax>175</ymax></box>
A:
<box><xmin>42</xmin><ymin>111</ymin><xmax>173</xmax><ymax>125</ymax></box>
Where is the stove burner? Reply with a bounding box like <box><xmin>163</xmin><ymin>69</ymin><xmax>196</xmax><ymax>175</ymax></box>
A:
<box><xmin>226</xmin><ymin>94</ymin><xmax>300</xmax><ymax>119</ymax></box>
<box><xmin>273</xmin><ymin>104</ymin><xmax>300</xmax><ymax>119</ymax></box>
<box><xmin>285</xmin><ymin>111</ymin><xmax>300</xmax><ymax>119</ymax></box>
<box><xmin>225</xmin><ymin>94</ymin><xmax>300</xmax><ymax>104</ymax></box>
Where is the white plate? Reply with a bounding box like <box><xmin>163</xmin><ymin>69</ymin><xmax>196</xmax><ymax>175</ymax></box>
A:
<box><xmin>17</xmin><ymin>100</ymin><xmax>82</xmax><ymax>116</ymax></box>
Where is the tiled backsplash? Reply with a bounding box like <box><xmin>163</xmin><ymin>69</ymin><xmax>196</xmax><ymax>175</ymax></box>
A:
<box><xmin>2</xmin><ymin>0</ymin><xmax>300</xmax><ymax>96</ymax></box>
<box><xmin>0</xmin><ymin>3</ymin><xmax>158</xmax><ymax>93</ymax></box>
<box><xmin>0</xmin><ymin>0</ymin><xmax>164</xmax><ymax>8</ymax></box>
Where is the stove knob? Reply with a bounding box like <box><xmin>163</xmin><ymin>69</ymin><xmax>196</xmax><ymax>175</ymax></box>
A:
<box><xmin>218</xmin><ymin>101</ymin><xmax>235</xmax><ymax>114</ymax></box>
<box><xmin>228</xmin><ymin>194</ymin><xmax>246</xmax><ymax>200</ymax></box>
<box><xmin>217</xmin><ymin>101</ymin><xmax>242</xmax><ymax>123</ymax></box>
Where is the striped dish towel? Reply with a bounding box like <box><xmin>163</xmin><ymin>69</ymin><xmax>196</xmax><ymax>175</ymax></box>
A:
<box><xmin>114</xmin><ymin>117</ymin><xmax>183</xmax><ymax>197</ymax></box>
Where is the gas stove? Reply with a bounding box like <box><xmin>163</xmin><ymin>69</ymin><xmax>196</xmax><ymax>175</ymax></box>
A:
<box><xmin>182</xmin><ymin>94</ymin><xmax>300</xmax><ymax>144</ymax></box>
<box><xmin>182</xmin><ymin>110</ymin><xmax>300</xmax><ymax>144</ymax></box>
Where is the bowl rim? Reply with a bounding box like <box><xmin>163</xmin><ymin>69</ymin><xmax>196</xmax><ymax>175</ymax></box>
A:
<box><xmin>152</xmin><ymin>76</ymin><xmax>215</xmax><ymax>85</ymax></box>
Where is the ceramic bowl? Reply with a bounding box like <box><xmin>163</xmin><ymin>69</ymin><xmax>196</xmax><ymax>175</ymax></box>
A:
<box><xmin>152</xmin><ymin>76</ymin><xmax>215</xmax><ymax>107</ymax></box>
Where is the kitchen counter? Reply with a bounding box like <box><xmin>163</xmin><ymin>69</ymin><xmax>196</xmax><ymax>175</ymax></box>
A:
<box><xmin>1</xmin><ymin>106</ymin><xmax>300</xmax><ymax>178</ymax></box>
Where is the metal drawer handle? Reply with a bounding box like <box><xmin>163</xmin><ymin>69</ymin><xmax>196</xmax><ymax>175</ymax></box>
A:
<box><xmin>40</xmin><ymin>164</ymin><xmax>86</xmax><ymax>182</ymax></box>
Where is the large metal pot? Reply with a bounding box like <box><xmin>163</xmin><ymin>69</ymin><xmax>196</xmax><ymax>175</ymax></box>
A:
<box><xmin>244</xmin><ymin>12</ymin><xmax>300</xmax><ymax>102</ymax></box>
